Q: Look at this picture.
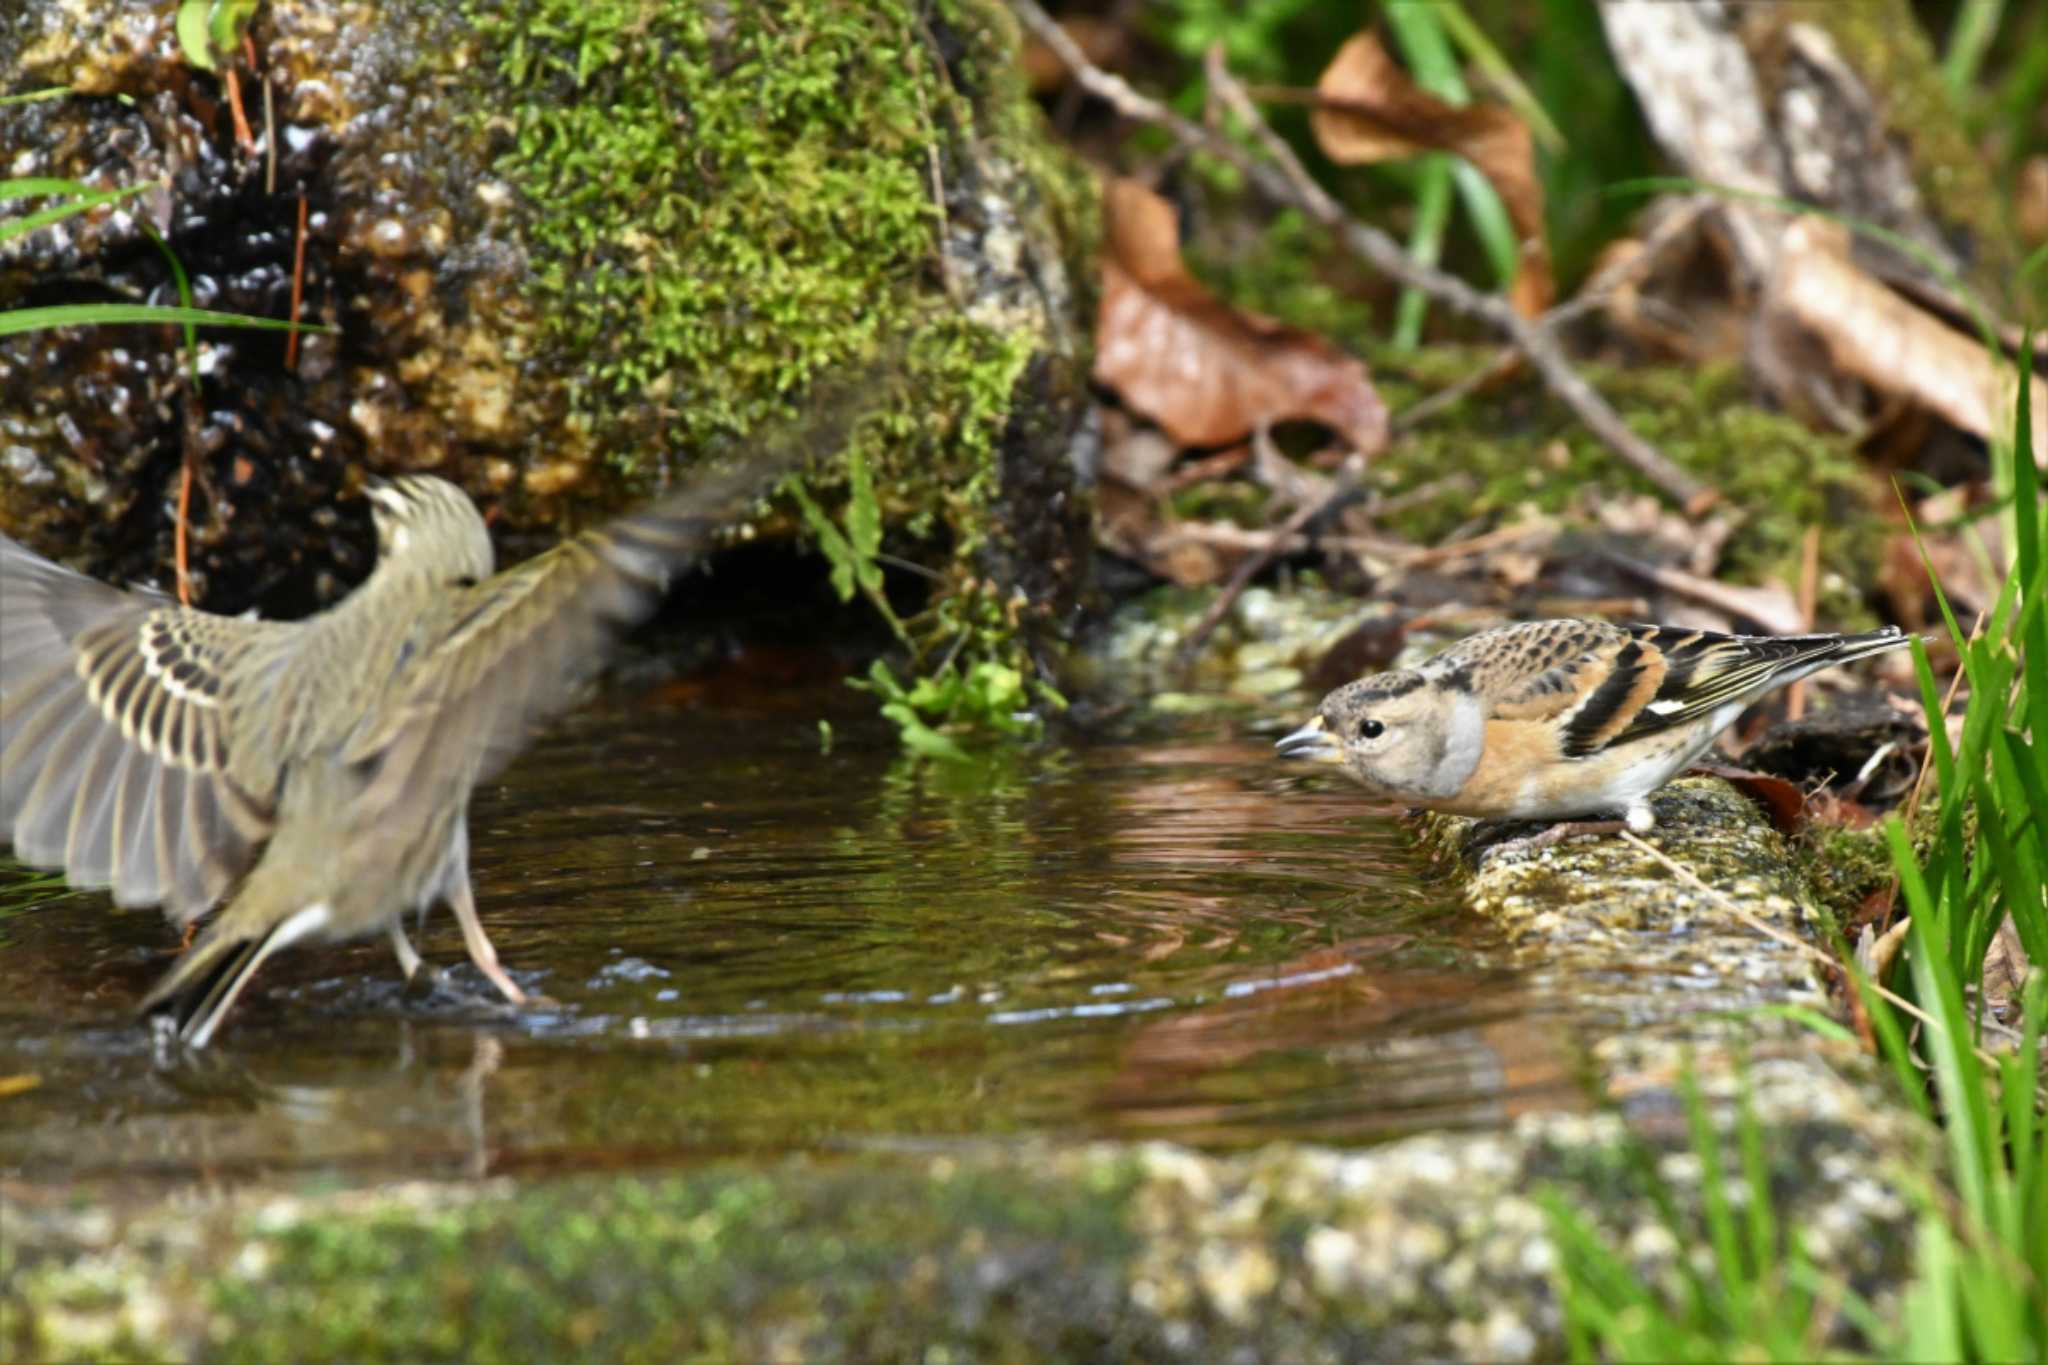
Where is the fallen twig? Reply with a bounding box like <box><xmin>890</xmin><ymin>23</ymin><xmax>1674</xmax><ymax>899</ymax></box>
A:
<box><xmin>174</xmin><ymin>455</ymin><xmax>194</xmax><ymax>607</ymax></box>
<box><xmin>1174</xmin><ymin>437</ymin><xmax>1363</xmax><ymax>667</ymax></box>
<box><xmin>1395</xmin><ymin>198</ymin><xmax>1716</xmax><ymax>433</ymax></box>
<box><xmin>1600</xmin><ymin>547</ymin><xmax>1806</xmax><ymax>634</ymax></box>
<box><xmin>1011</xmin><ymin>0</ymin><xmax>1714</xmax><ymax>512</ymax></box>
<box><xmin>1400</xmin><ymin>515</ymin><xmax>1553</xmax><ymax>569</ymax></box>
<box><xmin>285</xmin><ymin>192</ymin><xmax>308</xmax><ymax>371</ymax></box>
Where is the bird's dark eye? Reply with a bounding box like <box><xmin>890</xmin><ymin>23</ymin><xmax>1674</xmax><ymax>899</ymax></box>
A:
<box><xmin>1359</xmin><ymin>719</ymin><xmax>1385</xmax><ymax>739</ymax></box>
<box><xmin>452</xmin><ymin>575</ymin><xmax>478</xmax><ymax>589</ymax></box>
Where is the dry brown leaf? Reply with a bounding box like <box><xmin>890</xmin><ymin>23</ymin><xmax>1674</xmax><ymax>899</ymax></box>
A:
<box><xmin>1095</xmin><ymin>178</ymin><xmax>1389</xmax><ymax>455</ymax></box>
<box><xmin>1765</xmin><ymin>216</ymin><xmax>2048</xmax><ymax>456</ymax></box>
<box><xmin>1804</xmin><ymin>790</ymin><xmax>1878</xmax><ymax>829</ymax></box>
<box><xmin>1980</xmin><ymin>913</ymin><xmax>2032</xmax><ymax>1024</ymax></box>
<box><xmin>1692</xmin><ymin>763</ymin><xmax>1809</xmax><ymax>833</ymax></box>
<box><xmin>1855</xmin><ymin>917</ymin><xmax>1911</xmax><ymax>987</ymax></box>
<box><xmin>1309</xmin><ymin>33</ymin><xmax>1552</xmax><ymax>315</ymax></box>
<box><xmin>2019</xmin><ymin>155</ymin><xmax>2048</xmax><ymax>246</ymax></box>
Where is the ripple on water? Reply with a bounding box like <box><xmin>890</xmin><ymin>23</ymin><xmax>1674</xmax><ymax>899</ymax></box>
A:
<box><xmin>0</xmin><ymin>688</ymin><xmax>1577</xmax><ymax>1189</ymax></box>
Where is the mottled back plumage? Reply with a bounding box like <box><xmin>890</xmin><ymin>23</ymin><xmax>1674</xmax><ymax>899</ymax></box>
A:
<box><xmin>1277</xmin><ymin>619</ymin><xmax>1911</xmax><ymax>833</ymax></box>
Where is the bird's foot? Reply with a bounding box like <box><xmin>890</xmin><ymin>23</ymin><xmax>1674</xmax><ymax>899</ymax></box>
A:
<box><xmin>1464</xmin><ymin>815</ymin><xmax>1630</xmax><ymax>859</ymax></box>
<box><xmin>1518</xmin><ymin>818</ymin><xmax>1629</xmax><ymax>850</ymax></box>
<box><xmin>399</xmin><ymin>963</ymin><xmax>455</xmax><ymax>998</ymax></box>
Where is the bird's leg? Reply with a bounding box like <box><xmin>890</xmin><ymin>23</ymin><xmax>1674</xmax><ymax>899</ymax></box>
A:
<box><xmin>446</xmin><ymin>871</ymin><xmax>528</xmax><ymax>1006</ymax></box>
<box><xmin>387</xmin><ymin>920</ymin><xmax>424</xmax><ymax>981</ymax></box>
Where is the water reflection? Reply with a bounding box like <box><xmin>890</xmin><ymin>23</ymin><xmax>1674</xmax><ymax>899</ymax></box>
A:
<box><xmin>0</xmin><ymin>686</ymin><xmax>1577</xmax><ymax>1189</ymax></box>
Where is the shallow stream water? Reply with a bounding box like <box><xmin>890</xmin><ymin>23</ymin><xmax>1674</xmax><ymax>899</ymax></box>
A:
<box><xmin>0</xmin><ymin>682</ymin><xmax>1582</xmax><ymax>1190</ymax></box>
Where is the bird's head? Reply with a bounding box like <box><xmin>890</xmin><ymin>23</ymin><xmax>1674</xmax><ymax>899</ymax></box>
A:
<box><xmin>1275</xmin><ymin>667</ymin><xmax>1480</xmax><ymax>802</ymax></box>
<box><xmin>363</xmin><ymin>474</ymin><xmax>495</xmax><ymax>588</ymax></box>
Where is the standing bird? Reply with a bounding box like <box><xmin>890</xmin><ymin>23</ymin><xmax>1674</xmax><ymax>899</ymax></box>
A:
<box><xmin>2</xmin><ymin>424</ymin><xmax>838</xmax><ymax>1047</ymax></box>
<box><xmin>1276</xmin><ymin>619</ymin><xmax>1911</xmax><ymax>833</ymax></box>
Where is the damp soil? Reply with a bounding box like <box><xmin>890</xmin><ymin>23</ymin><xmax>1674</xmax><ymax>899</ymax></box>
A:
<box><xmin>0</xmin><ymin>679</ymin><xmax>1586</xmax><ymax>1194</ymax></box>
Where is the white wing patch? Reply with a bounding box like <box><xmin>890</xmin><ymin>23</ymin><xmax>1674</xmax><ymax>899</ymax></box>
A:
<box><xmin>140</xmin><ymin>628</ymin><xmax>223</xmax><ymax>709</ymax></box>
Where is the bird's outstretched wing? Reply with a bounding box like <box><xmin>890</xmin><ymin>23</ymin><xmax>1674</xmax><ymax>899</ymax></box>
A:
<box><xmin>343</xmin><ymin>370</ymin><xmax>881</xmax><ymax>819</ymax></box>
<box><xmin>0</xmin><ymin>538</ymin><xmax>281</xmax><ymax>920</ymax></box>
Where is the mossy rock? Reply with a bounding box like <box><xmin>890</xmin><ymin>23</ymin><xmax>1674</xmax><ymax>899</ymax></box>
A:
<box><xmin>4</xmin><ymin>1105</ymin><xmax>1929</xmax><ymax>1363</ymax></box>
<box><xmin>0</xmin><ymin>0</ymin><xmax>1096</xmax><ymax>652</ymax></box>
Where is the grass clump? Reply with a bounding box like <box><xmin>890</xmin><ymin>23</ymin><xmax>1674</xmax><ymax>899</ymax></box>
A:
<box><xmin>1544</xmin><ymin>351</ymin><xmax>2048</xmax><ymax>1359</ymax></box>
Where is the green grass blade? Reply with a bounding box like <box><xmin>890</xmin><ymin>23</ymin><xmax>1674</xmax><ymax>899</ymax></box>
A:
<box><xmin>1429</xmin><ymin>0</ymin><xmax>1564</xmax><ymax>150</ymax></box>
<box><xmin>1747</xmin><ymin>1003</ymin><xmax>1859</xmax><ymax>1045</ymax></box>
<box><xmin>1900</xmin><ymin>1214</ymin><xmax>1965</xmax><ymax>1362</ymax></box>
<box><xmin>1392</xmin><ymin>157</ymin><xmax>1452</xmax><ymax>348</ymax></box>
<box><xmin>1449</xmin><ymin>160</ymin><xmax>1520</xmax><ymax>290</ymax></box>
<box><xmin>1733</xmin><ymin>1074</ymin><xmax>1777</xmax><ymax>1303</ymax></box>
<box><xmin>1679</xmin><ymin>1066</ymin><xmax>1748</xmax><ymax>1321</ymax></box>
<box><xmin>1942</xmin><ymin>0</ymin><xmax>2006</xmax><ymax>93</ymax></box>
<box><xmin>1903</xmin><ymin>911</ymin><xmax>1992</xmax><ymax>1222</ymax></box>
<box><xmin>0</xmin><ymin>182</ymin><xmax>150</xmax><ymax>246</ymax></box>
<box><xmin>1908</xmin><ymin>634</ymin><xmax>1959</xmax><ymax>801</ymax></box>
<box><xmin>0</xmin><ymin>176</ymin><xmax>136</xmax><ymax>201</ymax></box>
<box><xmin>0</xmin><ymin>304</ymin><xmax>328</xmax><ymax>337</ymax></box>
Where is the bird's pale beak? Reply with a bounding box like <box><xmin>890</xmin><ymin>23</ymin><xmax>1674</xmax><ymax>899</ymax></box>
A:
<box><xmin>1275</xmin><ymin>716</ymin><xmax>1342</xmax><ymax>763</ymax></box>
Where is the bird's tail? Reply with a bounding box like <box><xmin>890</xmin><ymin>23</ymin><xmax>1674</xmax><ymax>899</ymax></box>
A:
<box><xmin>1751</xmin><ymin>625</ymin><xmax>1914</xmax><ymax>694</ymax></box>
<box><xmin>138</xmin><ymin>903</ymin><xmax>333</xmax><ymax>1048</ymax></box>
<box><xmin>1816</xmin><ymin>624</ymin><xmax>1915</xmax><ymax>664</ymax></box>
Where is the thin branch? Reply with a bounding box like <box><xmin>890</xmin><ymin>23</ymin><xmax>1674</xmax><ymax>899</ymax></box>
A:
<box><xmin>1014</xmin><ymin>0</ymin><xmax>1714</xmax><ymax>512</ymax></box>
<box><xmin>285</xmin><ymin>192</ymin><xmax>308</xmax><ymax>371</ymax></box>
<box><xmin>174</xmin><ymin>454</ymin><xmax>194</xmax><ymax>607</ymax></box>
<box><xmin>1173</xmin><ymin>435</ymin><xmax>1360</xmax><ymax>668</ymax></box>
<box><xmin>1397</xmin><ymin>196</ymin><xmax>1714</xmax><ymax>432</ymax></box>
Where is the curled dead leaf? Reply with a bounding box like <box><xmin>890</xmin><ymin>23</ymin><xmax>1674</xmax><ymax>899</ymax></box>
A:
<box><xmin>1854</xmin><ymin>916</ymin><xmax>1911</xmax><ymax>986</ymax></box>
<box><xmin>1979</xmin><ymin>913</ymin><xmax>2032</xmax><ymax>1024</ymax></box>
<box><xmin>1095</xmin><ymin>178</ymin><xmax>1389</xmax><ymax>456</ymax></box>
<box><xmin>1764</xmin><ymin>216</ymin><xmax>2048</xmax><ymax>456</ymax></box>
<box><xmin>1692</xmin><ymin>763</ymin><xmax>1808</xmax><ymax>834</ymax></box>
<box><xmin>1309</xmin><ymin>33</ymin><xmax>1552</xmax><ymax>315</ymax></box>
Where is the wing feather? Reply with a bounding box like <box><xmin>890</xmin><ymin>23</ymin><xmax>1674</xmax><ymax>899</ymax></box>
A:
<box><xmin>1579</xmin><ymin>624</ymin><xmax>1908</xmax><ymax>752</ymax></box>
<box><xmin>343</xmin><ymin>453</ymin><xmax>800</xmax><ymax>818</ymax></box>
<box><xmin>1</xmin><ymin>535</ymin><xmax>281</xmax><ymax>922</ymax></box>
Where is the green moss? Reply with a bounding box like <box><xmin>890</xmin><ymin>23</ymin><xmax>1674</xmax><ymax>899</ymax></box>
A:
<box><xmin>190</xmin><ymin>1163</ymin><xmax>1140</xmax><ymax>1363</ymax></box>
<box><xmin>1790</xmin><ymin>823</ymin><xmax>1895</xmax><ymax>930</ymax></box>
<box><xmin>456</xmin><ymin>0</ymin><xmax>1092</xmax><ymax>702</ymax></box>
<box><xmin>464</xmin><ymin>2</ymin><xmax>983</xmax><ymax>472</ymax></box>
<box><xmin>456</xmin><ymin>0</ymin><xmax>1060</xmax><ymax>513</ymax></box>
<box><xmin>1186</xmin><ymin>208</ymin><xmax>1386</xmax><ymax>349</ymax></box>
<box><xmin>1368</xmin><ymin>355</ymin><xmax>1887</xmax><ymax>623</ymax></box>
